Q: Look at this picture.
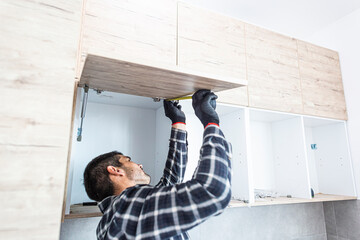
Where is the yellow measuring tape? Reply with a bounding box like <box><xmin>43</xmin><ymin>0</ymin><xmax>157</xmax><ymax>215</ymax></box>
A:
<box><xmin>165</xmin><ymin>96</ymin><xmax>192</xmax><ymax>101</ymax></box>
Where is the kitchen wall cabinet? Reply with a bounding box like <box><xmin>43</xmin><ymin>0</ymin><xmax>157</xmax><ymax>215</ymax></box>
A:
<box><xmin>245</xmin><ymin>24</ymin><xmax>303</xmax><ymax>114</ymax></box>
<box><xmin>297</xmin><ymin>40</ymin><xmax>347</xmax><ymax>120</ymax></box>
<box><xmin>78</xmin><ymin>1</ymin><xmax>348</xmax><ymax>120</ymax></box>
<box><xmin>177</xmin><ymin>2</ymin><xmax>248</xmax><ymax>106</ymax></box>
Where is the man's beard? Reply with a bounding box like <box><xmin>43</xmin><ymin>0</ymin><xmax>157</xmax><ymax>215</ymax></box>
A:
<box><xmin>125</xmin><ymin>167</ymin><xmax>151</xmax><ymax>185</ymax></box>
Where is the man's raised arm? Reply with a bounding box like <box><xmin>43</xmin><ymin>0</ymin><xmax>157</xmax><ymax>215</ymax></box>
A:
<box><xmin>156</xmin><ymin>101</ymin><xmax>188</xmax><ymax>187</ymax></box>
<box><xmin>135</xmin><ymin>90</ymin><xmax>232</xmax><ymax>239</ymax></box>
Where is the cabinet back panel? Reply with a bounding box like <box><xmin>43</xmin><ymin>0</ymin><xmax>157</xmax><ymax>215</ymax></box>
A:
<box><xmin>272</xmin><ymin>117</ymin><xmax>311</xmax><ymax>198</ymax></box>
<box><xmin>251</xmin><ymin>121</ymin><xmax>276</xmax><ymax>191</ymax></box>
<box><xmin>310</xmin><ymin>123</ymin><xmax>356</xmax><ymax>196</ymax></box>
<box><xmin>69</xmin><ymin>102</ymin><xmax>157</xmax><ymax>204</ymax></box>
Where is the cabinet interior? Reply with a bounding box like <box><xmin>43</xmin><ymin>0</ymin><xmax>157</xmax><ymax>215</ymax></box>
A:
<box><xmin>249</xmin><ymin>109</ymin><xmax>311</xmax><ymax>200</ymax></box>
<box><xmin>303</xmin><ymin>117</ymin><xmax>356</xmax><ymax>197</ymax></box>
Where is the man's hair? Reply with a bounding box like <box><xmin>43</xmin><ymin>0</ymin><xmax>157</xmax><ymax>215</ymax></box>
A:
<box><xmin>83</xmin><ymin>151</ymin><xmax>123</xmax><ymax>202</ymax></box>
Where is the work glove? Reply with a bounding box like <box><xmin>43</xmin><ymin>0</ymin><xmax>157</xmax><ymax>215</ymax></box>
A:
<box><xmin>163</xmin><ymin>100</ymin><xmax>186</xmax><ymax>125</ymax></box>
<box><xmin>192</xmin><ymin>89</ymin><xmax>219</xmax><ymax>128</ymax></box>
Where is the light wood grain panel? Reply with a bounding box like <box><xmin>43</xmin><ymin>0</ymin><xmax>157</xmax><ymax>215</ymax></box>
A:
<box><xmin>0</xmin><ymin>145</ymin><xmax>69</xmax><ymax>239</ymax></box>
<box><xmin>297</xmin><ymin>40</ymin><xmax>347</xmax><ymax>120</ymax></box>
<box><xmin>78</xmin><ymin>0</ymin><xmax>177</xmax><ymax>78</ymax></box>
<box><xmin>79</xmin><ymin>55</ymin><xmax>246</xmax><ymax>99</ymax></box>
<box><xmin>177</xmin><ymin>2</ymin><xmax>248</xmax><ymax>106</ymax></box>
<box><xmin>0</xmin><ymin>0</ymin><xmax>81</xmax><ymax>239</ymax></box>
<box><xmin>245</xmin><ymin>24</ymin><xmax>303</xmax><ymax>114</ymax></box>
<box><xmin>0</xmin><ymin>86</ymin><xmax>74</xmax><ymax>147</ymax></box>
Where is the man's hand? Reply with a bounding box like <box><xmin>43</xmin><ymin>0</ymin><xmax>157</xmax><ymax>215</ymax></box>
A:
<box><xmin>163</xmin><ymin>100</ymin><xmax>186</xmax><ymax>126</ymax></box>
<box><xmin>192</xmin><ymin>89</ymin><xmax>219</xmax><ymax>128</ymax></box>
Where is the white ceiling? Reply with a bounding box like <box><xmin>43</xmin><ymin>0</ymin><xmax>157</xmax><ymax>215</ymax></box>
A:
<box><xmin>182</xmin><ymin>0</ymin><xmax>360</xmax><ymax>40</ymax></box>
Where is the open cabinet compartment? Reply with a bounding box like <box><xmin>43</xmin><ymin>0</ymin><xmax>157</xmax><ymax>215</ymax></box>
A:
<box><xmin>64</xmin><ymin>88</ymin><xmax>251</xmax><ymax>218</ymax></box>
<box><xmin>248</xmin><ymin>109</ymin><xmax>311</xmax><ymax>204</ymax></box>
<box><xmin>303</xmin><ymin>116</ymin><xmax>357</xmax><ymax>198</ymax></box>
<box><xmin>65</xmin><ymin>89</ymin><xmax>163</xmax><ymax>218</ymax></box>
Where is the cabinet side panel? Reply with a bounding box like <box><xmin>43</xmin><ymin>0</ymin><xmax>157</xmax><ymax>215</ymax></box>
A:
<box><xmin>221</xmin><ymin>110</ymin><xmax>250</xmax><ymax>201</ymax></box>
<box><xmin>312</xmin><ymin>123</ymin><xmax>356</xmax><ymax>196</ymax></box>
<box><xmin>272</xmin><ymin>117</ymin><xmax>311</xmax><ymax>198</ymax></box>
<box><xmin>0</xmin><ymin>1</ymin><xmax>81</xmax><ymax>239</ymax></box>
<box><xmin>64</xmin><ymin>87</ymin><xmax>83</xmax><ymax>215</ymax></box>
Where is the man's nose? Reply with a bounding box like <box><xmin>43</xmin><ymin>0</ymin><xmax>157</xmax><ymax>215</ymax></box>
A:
<box><xmin>138</xmin><ymin>164</ymin><xmax>143</xmax><ymax>170</ymax></box>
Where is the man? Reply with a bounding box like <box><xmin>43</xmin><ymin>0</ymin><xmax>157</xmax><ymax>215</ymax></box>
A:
<box><xmin>84</xmin><ymin>90</ymin><xmax>232</xmax><ymax>240</ymax></box>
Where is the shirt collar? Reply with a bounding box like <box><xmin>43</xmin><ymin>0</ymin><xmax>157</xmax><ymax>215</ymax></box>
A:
<box><xmin>98</xmin><ymin>195</ymin><xmax>114</xmax><ymax>213</ymax></box>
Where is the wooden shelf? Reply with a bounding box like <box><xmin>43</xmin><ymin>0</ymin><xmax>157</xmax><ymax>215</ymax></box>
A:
<box><xmin>65</xmin><ymin>194</ymin><xmax>356</xmax><ymax>219</ymax></box>
<box><xmin>79</xmin><ymin>54</ymin><xmax>247</xmax><ymax>99</ymax></box>
<box><xmin>229</xmin><ymin>194</ymin><xmax>357</xmax><ymax>208</ymax></box>
<box><xmin>65</xmin><ymin>205</ymin><xmax>102</xmax><ymax>219</ymax></box>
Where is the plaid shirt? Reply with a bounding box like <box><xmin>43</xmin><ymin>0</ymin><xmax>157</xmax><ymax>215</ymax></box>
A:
<box><xmin>97</xmin><ymin>125</ymin><xmax>232</xmax><ymax>240</ymax></box>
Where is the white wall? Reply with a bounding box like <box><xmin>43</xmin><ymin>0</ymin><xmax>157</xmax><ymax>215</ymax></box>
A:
<box><xmin>305</xmin><ymin>8</ymin><xmax>360</xmax><ymax>198</ymax></box>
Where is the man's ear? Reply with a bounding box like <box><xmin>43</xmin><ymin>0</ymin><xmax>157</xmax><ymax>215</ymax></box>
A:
<box><xmin>107</xmin><ymin>166</ymin><xmax>125</xmax><ymax>176</ymax></box>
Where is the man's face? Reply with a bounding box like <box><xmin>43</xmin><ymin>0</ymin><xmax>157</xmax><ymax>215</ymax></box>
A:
<box><xmin>118</xmin><ymin>155</ymin><xmax>151</xmax><ymax>185</ymax></box>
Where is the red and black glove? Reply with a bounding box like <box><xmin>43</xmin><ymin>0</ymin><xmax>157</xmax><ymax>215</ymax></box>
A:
<box><xmin>192</xmin><ymin>89</ymin><xmax>219</xmax><ymax>128</ymax></box>
<box><xmin>163</xmin><ymin>100</ymin><xmax>186</xmax><ymax>125</ymax></box>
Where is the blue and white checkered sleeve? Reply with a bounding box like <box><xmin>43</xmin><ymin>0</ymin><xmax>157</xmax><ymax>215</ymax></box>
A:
<box><xmin>136</xmin><ymin>125</ymin><xmax>232</xmax><ymax>239</ymax></box>
<box><xmin>156</xmin><ymin>128</ymin><xmax>188</xmax><ymax>187</ymax></box>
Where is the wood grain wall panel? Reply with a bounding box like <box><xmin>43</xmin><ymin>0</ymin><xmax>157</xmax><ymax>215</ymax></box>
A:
<box><xmin>245</xmin><ymin>24</ymin><xmax>303</xmax><ymax>114</ymax></box>
<box><xmin>177</xmin><ymin>2</ymin><xmax>248</xmax><ymax>106</ymax></box>
<box><xmin>297</xmin><ymin>40</ymin><xmax>347</xmax><ymax>120</ymax></box>
<box><xmin>0</xmin><ymin>145</ymin><xmax>69</xmax><ymax>240</ymax></box>
<box><xmin>79</xmin><ymin>0</ymin><xmax>177</xmax><ymax>78</ymax></box>
<box><xmin>0</xmin><ymin>1</ymin><xmax>81</xmax><ymax>239</ymax></box>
